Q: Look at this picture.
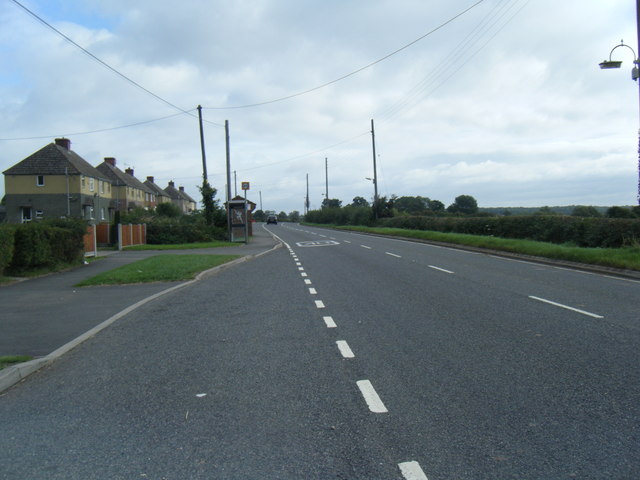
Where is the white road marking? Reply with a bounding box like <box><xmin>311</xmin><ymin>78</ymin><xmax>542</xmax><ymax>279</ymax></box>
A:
<box><xmin>309</xmin><ymin>288</ymin><xmax>317</xmax><ymax>295</ymax></box>
<box><xmin>298</xmin><ymin>267</ymin><xmax>304</xmax><ymax>271</ymax></box>
<box><xmin>315</xmin><ymin>300</ymin><xmax>325</xmax><ymax>308</ymax></box>
<box><xmin>336</xmin><ymin>340</ymin><xmax>355</xmax><ymax>358</ymax></box>
<box><xmin>344</xmin><ymin>240</ymin><xmax>352</xmax><ymax>244</ymax></box>
<box><xmin>323</xmin><ymin>316</ymin><xmax>337</xmax><ymax>328</ymax></box>
<box><xmin>296</xmin><ymin>262</ymin><xmax>301</xmax><ymax>266</ymax></box>
<box><xmin>428</xmin><ymin>265</ymin><xmax>454</xmax><ymax>274</ymax></box>
<box><xmin>386</xmin><ymin>252</ymin><xmax>401</xmax><ymax>258</ymax></box>
<box><xmin>356</xmin><ymin>380</ymin><xmax>388</xmax><ymax>413</ymax></box>
<box><xmin>398</xmin><ymin>461</ymin><xmax>429</xmax><ymax>480</ymax></box>
<box><xmin>361</xmin><ymin>245</ymin><xmax>372</xmax><ymax>249</ymax></box>
<box><xmin>301</xmin><ymin>272</ymin><xmax>308</xmax><ymax>277</ymax></box>
<box><xmin>304</xmin><ymin>279</ymin><xmax>312</xmax><ymax>285</ymax></box>
<box><xmin>319</xmin><ymin>234</ymin><xmax>327</xmax><ymax>238</ymax></box>
<box><xmin>529</xmin><ymin>296</ymin><xmax>604</xmax><ymax>319</ymax></box>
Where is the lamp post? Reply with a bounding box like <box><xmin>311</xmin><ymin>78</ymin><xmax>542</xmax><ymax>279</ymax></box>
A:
<box><xmin>600</xmin><ymin>37</ymin><xmax>640</xmax><ymax>205</ymax></box>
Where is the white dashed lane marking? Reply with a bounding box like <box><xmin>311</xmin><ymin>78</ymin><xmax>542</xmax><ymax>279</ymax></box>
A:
<box><xmin>323</xmin><ymin>316</ymin><xmax>337</xmax><ymax>328</ymax></box>
<box><xmin>398</xmin><ymin>461</ymin><xmax>429</xmax><ymax>480</ymax></box>
<box><xmin>356</xmin><ymin>380</ymin><xmax>388</xmax><ymax>413</ymax></box>
<box><xmin>336</xmin><ymin>340</ymin><xmax>355</xmax><ymax>358</ymax></box>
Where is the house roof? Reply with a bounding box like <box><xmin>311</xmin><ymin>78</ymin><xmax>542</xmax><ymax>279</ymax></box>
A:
<box><xmin>164</xmin><ymin>181</ymin><xmax>196</xmax><ymax>203</ymax></box>
<box><xmin>3</xmin><ymin>142</ymin><xmax>109</xmax><ymax>181</ymax></box>
<box><xmin>96</xmin><ymin>161</ymin><xmax>154</xmax><ymax>194</ymax></box>
<box><xmin>143</xmin><ymin>179</ymin><xmax>170</xmax><ymax>198</ymax></box>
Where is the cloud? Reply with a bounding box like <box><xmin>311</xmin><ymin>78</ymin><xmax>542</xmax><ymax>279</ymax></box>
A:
<box><xmin>1</xmin><ymin>0</ymin><xmax>638</xmax><ymax>213</ymax></box>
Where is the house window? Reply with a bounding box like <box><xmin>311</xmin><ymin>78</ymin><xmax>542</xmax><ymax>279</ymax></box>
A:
<box><xmin>36</xmin><ymin>175</ymin><xmax>45</xmax><ymax>186</ymax></box>
<box><xmin>100</xmin><ymin>181</ymin><xmax>104</xmax><ymax>194</ymax></box>
<box><xmin>35</xmin><ymin>210</ymin><xmax>44</xmax><ymax>219</ymax></box>
<box><xmin>100</xmin><ymin>207</ymin><xmax>105</xmax><ymax>221</ymax></box>
<box><xmin>81</xmin><ymin>176</ymin><xmax>86</xmax><ymax>188</ymax></box>
<box><xmin>89</xmin><ymin>178</ymin><xmax>95</xmax><ymax>192</ymax></box>
<box><xmin>85</xmin><ymin>205</ymin><xmax>94</xmax><ymax>219</ymax></box>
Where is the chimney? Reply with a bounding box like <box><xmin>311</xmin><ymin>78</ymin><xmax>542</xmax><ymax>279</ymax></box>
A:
<box><xmin>146</xmin><ymin>176</ymin><xmax>154</xmax><ymax>183</ymax></box>
<box><xmin>168</xmin><ymin>181</ymin><xmax>175</xmax><ymax>187</ymax></box>
<box><xmin>125</xmin><ymin>168</ymin><xmax>134</xmax><ymax>176</ymax></box>
<box><xmin>55</xmin><ymin>138</ymin><xmax>71</xmax><ymax>150</ymax></box>
<box><xmin>104</xmin><ymin>157</ymin><xmax>116</xmax><ymax>166</ymax></box>
<box><xmin>179</xmin><ymin>186</ymin><xmax>185</xmax><ymax>192</ymax></box>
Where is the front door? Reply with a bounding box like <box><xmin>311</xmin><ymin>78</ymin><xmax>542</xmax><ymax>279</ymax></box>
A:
<box><xmin>20</xmin><ymin>206</ymin><xmax>32</xmax><ymax>223</ymax></box>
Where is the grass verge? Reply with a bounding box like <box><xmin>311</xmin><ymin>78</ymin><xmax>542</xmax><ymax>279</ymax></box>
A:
<box><xmin>123</xmin><ymin>241</ymin><xmax>235</xmax><ymax>251</ymax></box>
<box><xmin>0</xmin><ymin>355</ymin><xmax>33</xmax><ymax>370</ymax></box>
<box><xmin>76</xmin><ymin>254</ymin><xmax>240</xmax><ymax>286</ymax></box>
<box><xmin>323</xmin><ymin>225</ymin><xmax>640</xmax><ymax>271</ymax></box>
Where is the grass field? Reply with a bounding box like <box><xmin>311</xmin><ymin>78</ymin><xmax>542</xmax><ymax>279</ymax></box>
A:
<box><xmin>123</xmin><ymin>241</ymin><xmax>235</xmax><ymax>251</ymax></box>
<box><xmin>328</xmin><ymin>225</ymin><xmax>640</xmax><ymax>271</ymax></box>
<box><xmin>76</xmin><ymin>254</ymin><xmax>240</xmax><ymax>286</ymax></box>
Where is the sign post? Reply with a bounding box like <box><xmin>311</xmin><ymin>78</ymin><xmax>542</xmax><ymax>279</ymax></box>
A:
<box><xmin>241</xmin><ymin>182</ymin><xmax>250</xmax><ymax>244</ymax></box>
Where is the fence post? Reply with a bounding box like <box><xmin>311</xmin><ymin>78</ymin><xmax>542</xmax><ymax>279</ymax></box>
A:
<box><xmin>118</xmin><ymin>223</ymin><xmax>123</xmax><ymax>251</ymax></box>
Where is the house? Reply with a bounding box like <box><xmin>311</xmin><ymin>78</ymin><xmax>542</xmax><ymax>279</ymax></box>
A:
<box><xmin>143</xmin><ymin>176</ymin><xmax>171</xmax><ymax>206</ymax></box>
<box><xmin>95</xmin><ymin>158</ymin><xmax>156</xmax><ymax>213</ymax></box>
<box><xmin>2</xmin><ymin>138</ymin><xmax>113</xmax><ymax>223</ymax></box>
<box><xmin>164</xmin><ymin>181</ymin><xmax>197</xmax><ymax>213</ymax></box>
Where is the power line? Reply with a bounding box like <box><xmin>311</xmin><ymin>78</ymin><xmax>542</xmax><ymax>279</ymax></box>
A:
<box><xmin>9</xmin><ymin>0</ymin><xmax>222</xmax><ymax>127</ymax></box>
<box><xmin>203</xmin><ymin>0</ymin><xmax>486</xmax><ymax>110</ymax></box>
<box><xmin>0</xmin><ymin>110</ymin><xmax>196</xmax><ymax>141</ymax></box>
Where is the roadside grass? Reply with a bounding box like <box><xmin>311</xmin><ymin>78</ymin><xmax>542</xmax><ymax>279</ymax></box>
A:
<box><xmin>123</xmin><ymin>241</ymin><xmax>235</xmax><ymax>251</ymax></box>
<box><xmin>0</xmin><ymin>276</ymin><xmax>16</xmax><ymax>285</ymax></box>
<box><xmin>326</xmin><ymin>225</ymin><xmax>640</xmax><ymax>271</ymax></box>
<box><xmin>76</xmin><ymin>254</ymin><xmax>240</xmax><ymax>286</ymax></box>
<box><xmin>0</xmin><ymin>355</ymin><xmax>33</xmax><ymax>370</ymax></box>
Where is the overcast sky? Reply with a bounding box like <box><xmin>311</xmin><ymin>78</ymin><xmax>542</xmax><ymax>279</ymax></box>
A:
<box><xmin>1</xmin><ymin>0</ymin><xmax>638</xmax><ymax>213</ymax></box>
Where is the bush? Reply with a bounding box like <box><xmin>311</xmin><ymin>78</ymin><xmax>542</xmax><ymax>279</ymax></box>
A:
<box><xmin>146</xmin><ymin>219</ymin><xmax>226</xmax><ymax>244</ymax></box>
<box><xmin>0</xmin><ymin>225</ymin><xmax>15</xmax><ymax>275</ymax></box>
<box><xmin>7</xmin><ymin>219</ymin><xmax>86</xmax><ymax>273</ymax></box>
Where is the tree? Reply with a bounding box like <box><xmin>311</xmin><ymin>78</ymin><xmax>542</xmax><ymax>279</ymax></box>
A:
<box><xmin>606</xmin><ymin>206</ymin><xmax>635</xmax><ymax>218</ymax></box>
<box><xmin>395</xmin><ymin>196</ymin><xmax>428</xmax><ymax>215</ymax></box>
<box><xmin>322</xmin><ymin>198</ymin><xmax>342</xmax><ymax>209</ymax></box>
<box><xmin>534</xmin><ymin>206</ymin><xmax>560</xmax><ymax>216</ymax></box>
<box><xmin>156</xmin><ymin>202</ymin><xmax>182</xmax><ymax>218</ymax></box>
<box><xmin>373</xmin><ymin>195</ymin><xmax>395</xmax><ymax>218</ymax></box>
<box><xmin>253</xmin><ymin>209</ymin><xmax>266</xmax><ymax>222</ymax></box>
<box><xmin>351</xmin><ymin>196</ymin><xmax>369</xmax><ymax>207</ymax></box>
<box><xmin>198</xmin><ymin>180</ymin><xmax>217</xmax><ymax>225</ymax></box>
<box><xmin>289</xmin><ymin>210</ymin><xmax>300</xmax><ymax>222</ymax></box>
<box><xmin>428</xmin><ymin>199</ymin><xmax>445</xmax><ymax>213</ymax></box>
<box><xmin>277</xmin><ymin>211</ymin><xmax>288</xmax><ymax>221</ymax></box>
<box><xmin>571</xmin><ymin>206</ymin><xmax>601</xmax><ymax>217</ymax></box>
<box><xmin>447</xmin><ymin>195</ymin><xmax>478</xmax><ymax>215</ymax></box>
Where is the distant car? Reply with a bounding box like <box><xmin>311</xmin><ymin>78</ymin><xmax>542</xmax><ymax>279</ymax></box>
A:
<box><xmin>266</xmin><ymin>215</ymin><xmax>278</xmax><ymax>224</ymax></box>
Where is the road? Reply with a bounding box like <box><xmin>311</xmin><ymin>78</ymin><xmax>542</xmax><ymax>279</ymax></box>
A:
<box><xmin>1</xmin><ymin>224</ymin><xmax>638</xmax><ymax>479</ymax></box>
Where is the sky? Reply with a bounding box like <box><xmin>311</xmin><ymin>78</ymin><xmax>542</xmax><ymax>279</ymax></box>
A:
<box><xmin>1</xmin><ymin>0</ymin><xmax>638</xmax><ymax>214</ymax></box>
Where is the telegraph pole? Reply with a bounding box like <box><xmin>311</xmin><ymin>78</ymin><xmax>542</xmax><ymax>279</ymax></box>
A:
<box><xmin>225</xmin><ymin>120</ymin><xmax>232</xmax><ymax>240</ymax></box>
<box><xmin>371</xmin><ymin>119</ymin><xmax>379</xmax><ymax>218</ymax></box>
<box><xmin>305</xmin><ymin>174</ymin><xmax>310</xmax><ymax>215</ymax></box>
<box><xmin>325</xmin><ymin>157</ymin><xmax>329</xmax><ymax>202</ymax></box>
<box><xmin>197</xmin><ymin>105</ymin><xmax>207</xmax><ymax>181</ymax></box>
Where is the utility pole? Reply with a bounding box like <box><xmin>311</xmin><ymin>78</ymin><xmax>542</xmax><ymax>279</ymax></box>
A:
<box><xmin>234</xmin><ymin>171</ymin><xmax>237</xmax><ymax>197</ymax></box>
<box><xmin>305</xmin><ymin>174</ymin><xmax>310</xmax><ymax>215</ymax></box>
<box><xmin>371</xmin><ymin>119</ymin><xmax>379</xmax><ymax>218</ymax></box>
<box><xmin>325</xmin><ymin>157</ymin><xmax>329</xmax><ymax>204</ymax></box>
<box><xmin>259</xmin><ymin>191</ymin><xmax>263</xmax><ymax>211</ymax></box>
<box><xmin>197</xmin><ymin>105</ymin><xmax>207</xmax><ymax>181</ymax></box>
<box><xmin>225</xmin><ymin>120</ymin><xmax>232</xmax><ymax>240</ymax></box>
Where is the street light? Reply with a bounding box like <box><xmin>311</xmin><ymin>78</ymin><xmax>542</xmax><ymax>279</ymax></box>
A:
<box><xmin>599</xmin><ymin>39</ymin><xmax>640</xmax><ymax>204</ymax></box>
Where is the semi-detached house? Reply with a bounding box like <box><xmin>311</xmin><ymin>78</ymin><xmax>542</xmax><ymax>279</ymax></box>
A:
<box><xmin>2</xmin><ymin>138</ymin><xmax>113</xmax><ymax>223</ymax></box>
<box><xmin>95</xmin><ymin>158</ymin><xmax>156</xmax><ymax>213</ymax></box>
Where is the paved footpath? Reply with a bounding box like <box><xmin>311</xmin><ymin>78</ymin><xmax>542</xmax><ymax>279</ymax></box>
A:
<box><xmin>0</xmin><ymin>228</ymin><xmax>278</xmax><ymax>359</ymax></box>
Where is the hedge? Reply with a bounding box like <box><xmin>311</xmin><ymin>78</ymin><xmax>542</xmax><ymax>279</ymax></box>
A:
<box><xmin>377</xmin><ymin>215</ymin><xmax>640</xmax><ymax>248</ymax></box>
<box><xmin>146</xmin><ymin>222</ymin><xmax>226</xmax><ymax>244</ymax></box>
<box><xmin>3</xmin><ymin>219</ymin><xmax>86</xmax><ymax>274</ymax></box>
<box><xmin>0</xmin><ymin>225</ymin><xmax>15</xmax><ymax>275</ymax></box>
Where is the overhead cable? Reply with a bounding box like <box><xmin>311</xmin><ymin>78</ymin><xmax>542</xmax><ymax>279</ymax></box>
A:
<box><xmin>204</xmin><ymin>0</ymin><xmax>486</xmax><ymax>110</ymax></box>
<box><xmin>9</xmin><ymin>0</ymin><xmax>222</xmax><ymax>127</ymax></box>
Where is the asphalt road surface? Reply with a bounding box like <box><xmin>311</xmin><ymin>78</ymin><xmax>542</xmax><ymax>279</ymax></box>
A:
<box><xmin>1</xmin><ymin>224</ymin><xmax>638</xmax><ymax>479</ymax></box>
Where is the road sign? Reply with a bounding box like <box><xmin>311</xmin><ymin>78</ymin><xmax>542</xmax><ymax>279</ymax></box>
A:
<box><xmin>241</xmin><ymin>181</ymin><xmax>250</xmax><ymax>191</ymax></box>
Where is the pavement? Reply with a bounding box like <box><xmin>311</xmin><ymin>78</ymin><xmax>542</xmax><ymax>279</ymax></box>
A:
<box><xmin>0</xmin><ymin>227</ymin><xmax>280</xmax><ymax>393</ymax></box>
